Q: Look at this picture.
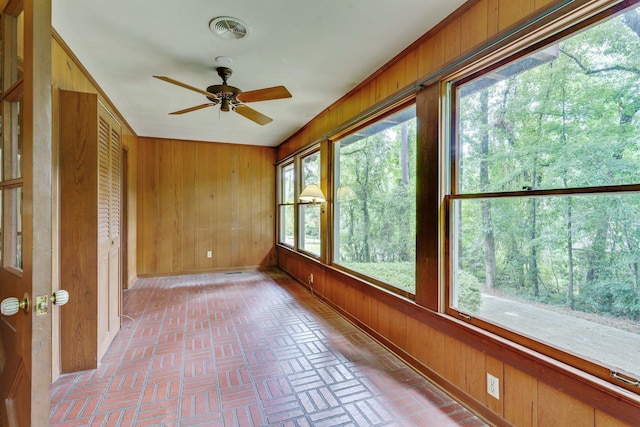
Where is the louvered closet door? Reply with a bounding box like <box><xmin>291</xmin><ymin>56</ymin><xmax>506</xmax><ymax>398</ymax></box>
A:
<box><xmin>97</xmin><ymin>112</ymin><xmax>111</xmax><ymax>253</ymax></box>
<box><xmin>108</xmin><ymin>117</ymin><xmax>122</xmax><ymax>340</ymax></box>
<box><xmin>97</xmin><ymin>103</ymin><xmax>122</xmax><ymax>358</ymax></box>
<box><xmin>97</xmin><ymin>110</ymin><xmax>112</xmax><ymax>356</ymax></box>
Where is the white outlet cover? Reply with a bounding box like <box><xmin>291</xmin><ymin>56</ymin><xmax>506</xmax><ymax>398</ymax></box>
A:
<box><xmin>487</xmin><ymin>373</ymin><xmax>500</xmax><ymax>399</ymax></box>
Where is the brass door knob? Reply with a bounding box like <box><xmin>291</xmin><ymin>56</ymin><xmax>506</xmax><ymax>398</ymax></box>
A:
<box><xmin>1</xmin><ymin>293</ymin><xmax>30</xmax><ymax>316</ymax></box>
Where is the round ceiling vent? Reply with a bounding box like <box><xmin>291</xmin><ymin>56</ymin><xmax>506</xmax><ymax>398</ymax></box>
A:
<box><xmin>209</xmin><ymin>16</ymin><xmax>250</xmax><ymax>40</ymax></box>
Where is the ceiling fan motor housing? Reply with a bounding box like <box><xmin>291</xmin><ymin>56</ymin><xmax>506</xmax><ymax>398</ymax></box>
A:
<box><xmin>206</xmin><ymin>84</ymin><xmax>241</xmax><ymax>110</ymax></box>
<box><xmin>206</xmin><ymin>67</ymin><xmax>242</xmax><ymax>110</ymax></box>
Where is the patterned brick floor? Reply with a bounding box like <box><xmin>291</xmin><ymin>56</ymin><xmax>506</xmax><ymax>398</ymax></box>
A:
<box><xmin>50</xmin><ymin>269</ymin><xmax>487</xmax><ymax>427</ymax></box>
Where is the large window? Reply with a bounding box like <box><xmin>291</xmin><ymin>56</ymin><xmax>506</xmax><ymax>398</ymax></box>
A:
<box><xmin>449</xmin><ymin>4</ymin><xmax>640</xmax><ymax>385</ymax></box>
<box><xmin>277</xmin><ymin>146</ymin><xmax>323</xmax><ymax>258</ymax></box>
<box><xmin>278</xmin><ymin>162</ymin><xmax>295</xmax><ymax>247</ymax></box>
<box><xmin>333</xmin><ymin>105</ymin><xmax>416</xmax><ymax>294</ymax></box>
<box><xmin>299</xmin><ymin>151</ymin><xmax>321</xmax><ymax>256</ymax></box>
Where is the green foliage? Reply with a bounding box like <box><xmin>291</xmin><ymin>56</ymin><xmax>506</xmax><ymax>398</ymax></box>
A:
<box><xmin>576</xmin><ymin>280</ymin><xmax>640</xmax><ymax>321</ymax></box>
<box><xmin>341</xmin><ymin>262</ymin><xmax>415</xmax><ymax>292</ymax></box>
<box><xmin>335</xmin><ymin>107</ymin><xmax>417</xmax><ymax>292</ymax></box>
<box><xmin>456</xmin><ymin>7</ymin><xmax>640</xmax><ymax>327</ymax></box>
<box><xmin>456</xmin><ymin>271</ymin><xmax>483</xmax><ymax>313</ymax></box>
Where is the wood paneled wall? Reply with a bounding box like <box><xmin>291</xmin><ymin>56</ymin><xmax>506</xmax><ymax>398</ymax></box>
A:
<box><xmin>276</xmin><ymin>0</ymin><xmax>639</xmax><ymax>426</ymax></box>
<box><xmin>137</xmin><ymin>137</ymin><xmax>276</xmax><ymax>276</ymax></box>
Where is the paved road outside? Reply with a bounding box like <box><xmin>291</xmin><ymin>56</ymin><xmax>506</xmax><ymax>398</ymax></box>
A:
<box><xmin>478</xmin><ymin>294</ymin><xmax>640</xmax><ymax>376</ymax></box>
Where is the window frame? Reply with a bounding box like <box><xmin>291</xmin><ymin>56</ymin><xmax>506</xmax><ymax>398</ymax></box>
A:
<box><xmin>330</xmin><ymin>99</ymin><xmax>418</xmax><ymax>299</ymax></box>
<box><xmin>1</xmin><ymin>8</ymin><xmax>24</xmax><ymax>276</ymax></box>
<box><xmin>298</xmin><ymin>150</ymin><xmax>322</xmax><ymax>258</ymax></box>
<box><xmin>277</xmin><ymin>160</ymin><xmax>295</xmax><ymax>249</ymax></box>
<box><xmin>444</xmin><ymin>0</ymin><xmax>640</xmax><ymax>393</ymax></box>
<box><xmin>276</xmin><ymin>144</ymin><xmax>324</xmax><ymax>260</ymax></box>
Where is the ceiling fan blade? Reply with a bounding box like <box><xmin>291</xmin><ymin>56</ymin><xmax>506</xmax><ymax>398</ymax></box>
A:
<box><xmin>154</xmin><ymin>75</ymin><xmax>217</xmax><ymax>98</ymax></box>
<box><xmin>237</xmin><ymin>86</ymin><xmax>292</xmax><ymax>103</ymax></box>
<box><xmin>234</xmin><ymin>104</ymin><xmax>273</xmax><ymax>125</ymax></box>
<box><xmin>169</xmin><ymin>103</ymin><xmax>214</xmax><ymax>115</ymax></box>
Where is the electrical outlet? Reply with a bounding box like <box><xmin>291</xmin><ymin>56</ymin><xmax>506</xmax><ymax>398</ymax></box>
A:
<box><xmin>207</xmin><ymin>250</ymin><xmax>212</xmax><ymax>258</ymax></box>
<box><xmin>308</xmin><ymin>273</ymin><xmax>314</xmax><ymax>284</ymax></box>
<box><xmin>487</xmin><ymin>373</ymin><xmax>500</xmax><ymax>399</ymax></box>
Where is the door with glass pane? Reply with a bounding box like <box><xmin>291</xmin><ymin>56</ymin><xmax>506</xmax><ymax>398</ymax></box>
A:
<box><xmin>0</xmin><ymin>2</ymin><xmax>53</xmax><ymax>426</ymax></box>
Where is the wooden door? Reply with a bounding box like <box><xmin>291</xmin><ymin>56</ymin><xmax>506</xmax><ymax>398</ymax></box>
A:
<box><xmin>108</xmin><ymin>118</ymin><xmax>122</xmax><ymax>339</ymax></box>
<box><xmin>97</xmin><ymin>104</ymin><xmax>121</xmax><ymax>358</ymax></box>
<box><xmin>0</xmin><ymin>1</ymin><xmax>53</xmax><ymax>426</ymax></box>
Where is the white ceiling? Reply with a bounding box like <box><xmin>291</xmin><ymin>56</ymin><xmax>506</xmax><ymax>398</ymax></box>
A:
<box><xmin>52</xmin><ymin>0</ymin><xmax>466</xmax><ymax>147</ymax></box>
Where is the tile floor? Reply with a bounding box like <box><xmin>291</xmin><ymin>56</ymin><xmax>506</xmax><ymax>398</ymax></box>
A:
<box><xmin>50</xmin><ymin>269</ymin><xmax>487</xmax><ymax>426</ymax></box>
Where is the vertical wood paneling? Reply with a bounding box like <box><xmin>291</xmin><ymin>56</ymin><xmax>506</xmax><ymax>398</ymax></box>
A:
<box><xmin>462</xmin><ymin>343</ymin><xmax>486</xmax><ymax>403</ymax></box>
<box><xmin>389</xmin><ymin>57</ymin><xmax>406</xmax><ymax>93</ymax></box>
<box><xmin>377</xmin><ymin>301</ymin><xmax>390</xmax><ymax>340</ymax></box>
<box><xmin>169</xmin><ymin>140</ymin><xmax>183</xmax><ymax>272</ymax></box>
<box><xmin>194</xmin><ymin>143</ymin><xmax>210</xmax><ymax>270</ymax></box>
<box><xmin>359</xmin><ymin>84</ymin><xmax>372</xmax><ymax>114</ymax></box>
<box><xmin>488</xmin><ymin>0</ymin><xmax>500</xmax><ymax>38</ymax></box>
<box><xmin>258</xmin><ymin>147</ymin><xmax>275</xmax><ymax>265</ymax></box>
<box><xmin>422</xmin><ymin>323</ymin><xmax>446</xmax><ymax>376</ymax></box>
<box><xmin>352</xmin><ymin>286</ymin><xmax>364</xmax><ymax>320</ymax></box>
<box><xmin>374</xmin><ymin>72</ymin><xmax>389</xmax><ymax>103</ymax></box>
<box><xmin>498</xmin><ymin>0</ymin><xmax>535</xmax><ymax>31</ymax></box>
<box><xmin>537</xmin><ymin>382</ymin><xmax>594</xmax><ymax>426</ymax></box>
<box><xmin>388</xmin><ymin>305</ymin><xmax>407</xmax><ymax>349</ymax></box>
<box><xmin>309</xmin><ymin>114</ymin><xmax>325</xmax><ymax>145</ymax></box>
<box><xmin>405</xmin><ymin>315</ymin><xmax>421</xmax><ymax>357</ymax></box>
<box><xmin>461</xmin><ymin>0</ymin><xmax>489</xmax><ymax>53</ymax></box>
<box><xmin>404</xmin><ymin>47</ymin><xmax>419</xmax><ymax>86</ymax></box>
<box><xmin>182</xmin><ymin>142</ymin><xmax>196</xmax><ymax>271</ymax></box>
<box><xmin>216</xmin><ymin>143</ymin><xmax>233</xmax><ymax>268</ymax></box>
<box><xmin>504</xmin><ymin>364</ymin><xmax>538</xmax><ymax>426</ymax></box>
<box><xmin>138</xmin><ymin>138</ymin><xmax>275</xmax><ymax>275</ymax></box>
<box><xmin>595</xmin><ymin>410</ymin><xmax>630</xmax><ymax>427</ymax></box>
<box><xmin>344</xmin><ymin>283</ymin><xmax>356</xmax><ymax>316</ymax></box>
<box><xmin>342</xmin><ymin>92</ymin><xmax>358</xmax><ymax>123</ymax></box>
<box><xmin>444</xmin><ymin>335</ymin><xmax>463</xmax><ymax>388</ymax></box>
<box><xmin>443</xmin><ymin>18</ymin><xmax>462</xmax><ymax>64</ymax></box>
<box><xmin>534</xmin><ymin>0</ymin><xmax>555</xmax><ymax>10</ymax></box>
<box><xmin>237</xmin><ymin>147</ymin><xmax>253</xmax><ymax>266</ymax></box>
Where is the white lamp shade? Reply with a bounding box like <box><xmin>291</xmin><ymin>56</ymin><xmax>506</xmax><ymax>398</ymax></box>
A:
<box><xmin>337</xmin><ymin>185</ymin><xmax>356</xmax><ymax>202</ymax></box>
<box><xmin>299</xmin><ymin>184</ymin><xmax>326</xmax><ymax>203</ymax></box>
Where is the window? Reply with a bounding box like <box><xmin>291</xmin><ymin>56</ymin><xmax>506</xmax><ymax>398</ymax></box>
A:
<box><xmin>1</xmin><ymin>10</ymin><xmax>24</xmax><ymax>273</ymax></box>
<box><xmin>277</xmin><ymin>146</ymin><xmax>323</xmax><ymax>258</ymax></box>
<box><xmin>299</xmin><ymin>151</ymin><xmax>321</xmax><ymax>256</ymax></box>
<box><xmin>278</xmin><ymin>162</ymin><xmax>295</xmax><ymax>247</ymax></box>
<box><xmin>449</xmin><ymin>4</ymin><xmax>640</xmax><ymax>386</ymax></box>
<box><xmin>333</xmin><ymin>105</ymin><xmax>416</xmax><ymax>294</ymax></box>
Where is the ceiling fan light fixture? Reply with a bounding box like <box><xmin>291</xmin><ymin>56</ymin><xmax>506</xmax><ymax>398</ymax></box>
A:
<box><xmin>209</xmin><ymin>16</ymin><xmax>250</xmax><ymax>40</ymax></box>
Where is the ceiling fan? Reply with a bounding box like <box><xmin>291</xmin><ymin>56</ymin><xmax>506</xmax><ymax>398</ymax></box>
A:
<box><xmin>153</xmin><ymin>67</ymin><xmax>292</xmax><ymax>125</ymax></box>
